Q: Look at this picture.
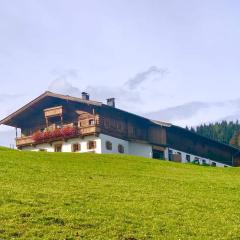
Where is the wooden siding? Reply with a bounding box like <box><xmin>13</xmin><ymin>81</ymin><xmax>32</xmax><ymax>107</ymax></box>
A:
<box><xmin>16</xmin><ymin>136</ymin><xmax>34</xmax><ymax>147</ymax></box>
<box><xmin>148</xmin><ymin>125</ymin><xmax>167</xmax><ymax>146</ymax></box>
<box><xmin>167</xmin><ymin>126</ymin><xmax>234</xmax><ymax>165</ymax></box>
<box><xmin>98</xmin><ymin>114</ymin><xmax>166</xmax><ymax>146</ymax></box>
<box><xmin>44</xmin><ymin>106</ymin><xmax>63</xmax><ymax>118</ymax></box>
<box><xmin>79</xmin><ymin>126</ymin><xmax>100</xmax><ymax>136</ymax></box>
<box><xmin>77</xmin><ymin>111</ymin><xmax>100</xmax><ymax>128</ymax></box>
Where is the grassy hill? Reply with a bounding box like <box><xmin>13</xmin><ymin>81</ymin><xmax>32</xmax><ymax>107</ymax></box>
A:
<box><xmin>1</xmin><ymin>150</ymin><xmax>240</xmax><ymax>239</ymax></box>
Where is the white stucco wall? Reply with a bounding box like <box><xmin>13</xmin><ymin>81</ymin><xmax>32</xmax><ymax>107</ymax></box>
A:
<box><xmin>100</xmin><ymin>134</ymin><xmax>129</xmax><ymax>154</ymax></box>
<box><xmin>128</xmin><ymin>142</ymin><xmax>152</xmax><ymax>158</ymax></box>
<box><xmin>22</xmin><ymin>133</ymin><xmax>153</xmax><ymax>160</ymax></box>
<box><xmin>100</xmin><ymin>134</ymin><xmax>152</xmax><ymax>158</ymax></box>
<box><xmin>22</xmin><ymin>135</ymin><xmax>102</xmax><ymax>153</ymax></box>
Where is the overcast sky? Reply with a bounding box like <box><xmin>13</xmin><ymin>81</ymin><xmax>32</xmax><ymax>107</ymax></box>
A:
<box><xmin>1</xmin><ymin>0</ymin><xmax>240</xmax><ymax>145</ymax></box>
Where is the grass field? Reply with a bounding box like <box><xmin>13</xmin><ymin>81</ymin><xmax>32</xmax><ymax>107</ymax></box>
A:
<box><xmin>1</xmin><ymin>148</ymin><xmax>240</xmax><ymax>239</ymax></box>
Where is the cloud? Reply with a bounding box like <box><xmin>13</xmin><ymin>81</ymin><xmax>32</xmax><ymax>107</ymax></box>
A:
<box><xmin>85</xmin><ymin>85</ymin><xmax>142</xmax><ymax>110</ymax></box>
<box><xmin>46</xmin><ymin>67</ymin><xmax>240</xmax><ymax>127</ymax></box>
<box><xmin>48</xmin><ymin>66</ymin><xmax>168</xmax><ymax>113</ymax></box>
<box><xmin>48</xmin><ymin>79</ymin><xmax>81</xmax><ymax>96</ymax></box>
<box><xmin>124</xmin><ymin>66</ymin><xmax>168</xmax><ymax>90</ymax></box>
<box><xmin>145</xmin><ymin>99</ymin><xmax>240</xmax><ymax>127</ymax></box>
<box><xmin>85</xmin><ymin>66</ymin><xmax>169</xmax><ymax>112</ymax></box>
<box><xmin>48</xmin><ymin>69</ymin><xmax>81</xmax><ymax>96</ymax></box>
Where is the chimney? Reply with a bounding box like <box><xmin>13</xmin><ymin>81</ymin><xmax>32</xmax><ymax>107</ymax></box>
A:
<box><xmin>82</xmin><ymin>92</ymin><xmax>90</xmax><ymax>100</ymax></box>
<box><xmin>107</xmin><ymin>98</ymin><xmax>115</xmax><ymax>108</ymax></box>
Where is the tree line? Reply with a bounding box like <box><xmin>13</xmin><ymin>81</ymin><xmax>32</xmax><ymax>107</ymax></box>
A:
<box><xmin>186</xmin><ymin>120</ymin><xmax>240</xmax><ymax>147</ymax></box>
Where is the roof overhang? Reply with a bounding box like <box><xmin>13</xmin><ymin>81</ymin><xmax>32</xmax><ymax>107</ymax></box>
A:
<box><xmin>0</xmin><ymin>91</ymin><xmax>102</xmax><ymax>127</ymax></box>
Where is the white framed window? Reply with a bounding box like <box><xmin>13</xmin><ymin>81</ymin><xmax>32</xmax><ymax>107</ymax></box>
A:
<box><xmin>88</xmin><ymin>141</ymin><xmax>96</xmax><ymax>150</ymax></box>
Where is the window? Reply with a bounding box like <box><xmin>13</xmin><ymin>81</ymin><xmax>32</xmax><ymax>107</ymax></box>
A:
<box><xmin>72</xmin><ymin>143</ymin><xmax>80</xmax><ymax>152</ymax></box>
<box><xmin>39</xmin><ymin>149</ymin><xmax>47</xmax><ymax>152</ymax></box>
<box><xmin>89</xmin><ymin>119</ymin><xmax>95</xmax><ymax>126</ymax></box>
<box><xmin>153</xmin><ymin>150</ymin><xmax>164</xmax><ymax>160</ymax></box>
<box><xmin>211</xmin><ymin>162</ymin><xmax>216</xmax><ymax>167</ymax></box>
<box><xmin>168</xmin><ymin>149</ymin><xmax>173</xmax><ymax>161</ymax></box>
<box><xmin>105</xmin><ymin>141</ymin><xmax>112</xmax><ymax>150</ymax></box>
<box><xmin>88</xmin><ymin>141</ymin><xmax>96</xmax><ymax>150</ymax></box>
<box><xmin>132</xmin><ymin>127</ymin><xmax>137</xmax><ymax>136</ymax></box>
<box><xmin>193</xmin><ymin>157</ymin><xmax>200</xmax><ymax>164</ymax></box>
<box><xmin>186</xmin><ymin>154</ymin><xmax>191</xmax><ymax>162</ymax></box>
<box><xmin>202</xmin><ymin>159</ymin><xmax>206</xmax><ymax>165</ymax></box>
<box><xmin>118</xmin><ymin>144</ymin><xmax>124</xmax><ymax>154</ymax></box>
<box><xmin>54</xmin><ymin>144</ymin><xmax>62</xmax><ymax>152</ymax></box>
<box><xmin>117</xmin><ymin>122</ymin><xmax>121</xmax><ymax>130</ymax></box>
<box><xmin>105</xmin><ymin>120</ymin><xmax>110</xmax><ymax>128</ymax></box>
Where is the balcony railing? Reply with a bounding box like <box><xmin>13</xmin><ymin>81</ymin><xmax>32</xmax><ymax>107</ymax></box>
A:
<box><xmin>16</xmin><ymin>125</ymin><xmax>100</xmax><ymax>148</ymax></box>
<box><xmin>16</xmin><ymin>136</ymin><xmax>35</xmax><ymax>147</ymax></box>
<box><xmin>79</xmin><ymin>125</ymin><xmax>100</xmax><ymax>135</ymax></box>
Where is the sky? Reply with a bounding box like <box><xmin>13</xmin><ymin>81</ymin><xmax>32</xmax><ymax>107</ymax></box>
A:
<box><xmin>1</xmin><ymin>0</ymin><xmax>240</xmax><ymax>146</ymax></box>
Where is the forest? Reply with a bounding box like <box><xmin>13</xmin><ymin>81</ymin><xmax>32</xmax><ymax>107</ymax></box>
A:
<box><xmin>187</xmin><ymin>121</ymin><xmax>240</xmax><ymax>147</ymax></box>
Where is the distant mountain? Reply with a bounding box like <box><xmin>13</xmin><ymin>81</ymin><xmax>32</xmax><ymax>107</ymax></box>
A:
<box><xmin>145</xmin><ymin>99</ymin><xmax>240</xmax><ymax>127</ymax></box>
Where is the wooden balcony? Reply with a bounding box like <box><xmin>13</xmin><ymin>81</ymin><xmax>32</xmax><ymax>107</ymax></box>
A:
<box><xmin>16</xmin><ymin>136</ymin><xmax>35</xmax><ymax>147</ymax></box>
<box><xmin>79</xmin><ymin>125</ymin><xmax>100</xmax><ymax>136</ymax></box>
<box><xmin>16</xmin><ymin>125</ymin><xmax>101</xmax><ymax>148</ymax></box>
<box><xmin>44</xmin><ymin>106</ymin><xmax>63</xmax><ymax>118</ymax></box>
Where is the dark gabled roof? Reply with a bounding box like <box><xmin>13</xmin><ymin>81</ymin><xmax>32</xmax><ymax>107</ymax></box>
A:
<box><xmin>0</xmin><ymin>91</ymin><xmax>171</xmax><ymax>128</ymax></box>
<box><xmin>0</xmin><ymin>91</ymin><xmax>103</xmax><ymax>126</ymax></box>
<box><xmin>170</xmin><ymin>124</ymin><xmax>240</xmax><ymax>153</ymax></box>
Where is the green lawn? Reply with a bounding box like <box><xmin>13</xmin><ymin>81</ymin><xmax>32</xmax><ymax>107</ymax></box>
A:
<box><xmin>0</xmin><ymin>149</ymin><xmax>240</xmax><ymax>239</ymax></box>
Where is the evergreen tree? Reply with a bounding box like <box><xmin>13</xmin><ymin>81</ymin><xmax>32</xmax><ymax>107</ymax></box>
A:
<box><xmin>189</xmin><ymin>120</ymin><xmax>240</xmax><ymax>148</ymax></box>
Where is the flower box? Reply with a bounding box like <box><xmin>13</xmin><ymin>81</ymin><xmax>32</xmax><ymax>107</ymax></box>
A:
<box><xmin>32</xmin><ymin>126</ymin><xmax>78</xmax><ymax>142</ymax></box>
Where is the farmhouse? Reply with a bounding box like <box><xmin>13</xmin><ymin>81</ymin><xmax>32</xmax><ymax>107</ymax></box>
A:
<box><xmin>1</xmin><ymin>91</ymin><xmax>240</xmax><ymax>167</ymax></box>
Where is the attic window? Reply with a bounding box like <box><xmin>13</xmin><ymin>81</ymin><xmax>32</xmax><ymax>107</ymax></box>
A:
<box><xmin>89</xmin><ymin>119</ymin><xmax>95</xmax><ymax>126</ymax></box>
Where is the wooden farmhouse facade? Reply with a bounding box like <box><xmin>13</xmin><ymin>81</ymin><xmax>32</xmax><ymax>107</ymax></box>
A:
<box><xmin>1</xmin><ymin>91</ymin><xmax>240</xmax><ymax>167</ymax></box>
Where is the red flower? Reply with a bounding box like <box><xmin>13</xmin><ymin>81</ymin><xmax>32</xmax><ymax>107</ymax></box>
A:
<box><xmin>43</xmin><ymin>131</ymin><xmax>51</xmax><ymax>139</ymax></box>
<box><xmin>53</xmin><ymin>128</ymin><xmax>62</xmax><ymax>138</ymax></box>
<box><xmin>62</xmin><ymin>126</ymin><xmax>77</xmax><ymax>137</ymax></box>
<box><xmin>32</xmin><ymin>126</ymin><xmax>78</xmax><ymax>143</ymax></box>
<box><xmin>32</xmin><ymin>131</ymin><xmax>44</xmax><ymax>141</ymax></box>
